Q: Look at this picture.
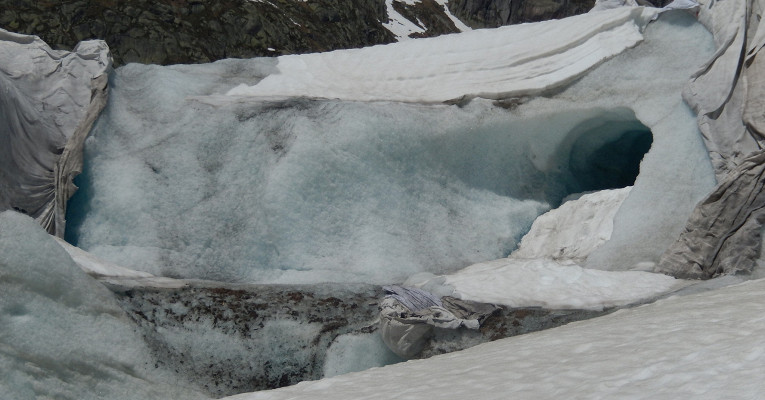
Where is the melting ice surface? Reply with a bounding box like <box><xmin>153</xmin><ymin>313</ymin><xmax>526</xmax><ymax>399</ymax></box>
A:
<box><xmin>67</xmin><ymin>9</ymin><xmax>714</xmax><ymax>285</ymax></box>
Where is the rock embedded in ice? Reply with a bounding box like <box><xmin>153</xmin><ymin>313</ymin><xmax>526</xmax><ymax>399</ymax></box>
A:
<box><xmin>109</xmin><ymin>282</ymin><xmax>393</xmax><ymax>396</ymax></box>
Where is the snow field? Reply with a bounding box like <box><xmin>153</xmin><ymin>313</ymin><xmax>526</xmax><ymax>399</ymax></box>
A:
<box><xmin>224</xmin><ymin>277</ymin><xmax>765</xmax><ymax>400</ymax></box>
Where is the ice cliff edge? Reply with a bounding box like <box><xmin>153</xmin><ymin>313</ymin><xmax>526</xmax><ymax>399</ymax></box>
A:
<box><xmin>0</xmin><ymin>28</ymin><xmax>111</xmax><ymax>237</ymax></box>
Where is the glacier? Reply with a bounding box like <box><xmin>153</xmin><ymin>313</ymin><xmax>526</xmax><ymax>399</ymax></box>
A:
<box><xmin>3</xmin><ymin>0</ymin><xmax>765</xmax><ymax>398</ymax></box>
<box><xmin>66</xmin><ymin>7</ymin><xmax>714</xmax><ymax>285</ymax></box>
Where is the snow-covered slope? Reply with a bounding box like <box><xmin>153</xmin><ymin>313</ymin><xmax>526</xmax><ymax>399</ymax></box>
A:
<box><xmin>383</xmin><ymin>0</ymin><xmax>471</xmax><ymax>40</ymax></box>
<box><xmin>224</xmin><ymin>277</ymin><xmax>765</xmax><ymax>400</ymax></box>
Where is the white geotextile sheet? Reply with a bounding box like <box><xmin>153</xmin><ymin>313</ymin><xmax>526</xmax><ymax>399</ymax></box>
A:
<box><xmin>0</xmin><ymin>29</ymin><xmax>110</xmax><ymax>236</ymax></box>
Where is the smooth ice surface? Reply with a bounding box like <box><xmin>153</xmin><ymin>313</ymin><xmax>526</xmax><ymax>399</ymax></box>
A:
<box><xmin>0</xmin><ymin>211</ymin><xmax>204</xmax><ymax>400</ymax></box>
<box><xmin>225</xmin><ymin>278</ymin><xmax>765</xmax><ymax>400</ymax></box>
<box><xmin>227</xmin><ymin>7</ymin><xmax>656</xmax><ymax>102</ymax></box>
<box><xmin>69</xmin><ymin>10</ymin><xmax>715</xmax><ymax>284</ymax></box>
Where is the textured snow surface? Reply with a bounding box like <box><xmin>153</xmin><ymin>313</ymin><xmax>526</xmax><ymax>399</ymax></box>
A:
<box><xmin>225</xmin><ymin>278</ymin><xmax>765</xmax><ymax>400</ymax></box>
<box><xmin>227</xmin><ymin>7</ymin><xmax>656</xmax><ymax>102</ymax></box>
<box><xmin>0</xmin><ymin>211</ymin><xmax>204</xmax><ymax>400</ymax></box>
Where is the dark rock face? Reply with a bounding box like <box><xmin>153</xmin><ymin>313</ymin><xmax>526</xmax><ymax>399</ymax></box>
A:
<box><xmin>0</xmin><ymin>0</ymin><xmax>395</xmax><ymax>66</ymax></box>
<box><xmin>392</xmin><ymin>0</ymin><xmax>461</xmax><ymax>38</ymax></box>
<box><xmin>447</xmin><ymin>0</ymin><xmax>595</xmax><ymax>28</ymax></box>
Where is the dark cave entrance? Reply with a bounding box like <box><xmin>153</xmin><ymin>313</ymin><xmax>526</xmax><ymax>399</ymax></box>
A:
<box><xmin>567</xmin><ymin>117</ymin><xmax>653</xmax><ymax>195</ymax></box>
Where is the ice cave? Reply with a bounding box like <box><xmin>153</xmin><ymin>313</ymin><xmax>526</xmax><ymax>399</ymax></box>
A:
<box><xmin>4</xmin><ymin>0</ymin><xmax>765</xmax><ymax>399</ymax></box>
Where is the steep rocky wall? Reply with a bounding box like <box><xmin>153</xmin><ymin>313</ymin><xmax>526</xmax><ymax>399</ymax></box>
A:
<box><xmin>0</xmin><ymin>0</ymin><xmax>395</xmax><ymax>66</ymax></box>
<box><xmin>392</xmin><ymin>0</ymin><xmax>461</xmax><ymax>38</ymax></box>
<box><xmin>446</xmin><ymin>0</ymin><xmax>595</xmax><ymax>28</ymax></box>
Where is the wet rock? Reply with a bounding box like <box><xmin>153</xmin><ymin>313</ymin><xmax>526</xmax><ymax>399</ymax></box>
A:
<box><xmin>393</xmin><ymin>0</ymin><xmax>462</xmax><ymax>38</ymax></box>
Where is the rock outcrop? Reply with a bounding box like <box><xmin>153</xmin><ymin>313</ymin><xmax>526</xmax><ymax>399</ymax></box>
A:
<box><xmin>447</xmin><ymin>0</ymin><xmax>595</xmax><ymax>28</ymax></box>
<box><xmin>0</xmin><ymin>0</ymin><xmax>394</xmax><ymax>66</ymax></box>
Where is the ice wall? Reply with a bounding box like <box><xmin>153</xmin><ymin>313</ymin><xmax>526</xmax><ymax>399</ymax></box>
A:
<box><xmin>68</xmin><ymin>10</ymin><xmax>715</xmax><ymax>283</ymax></box>
<box><xmin>0</xmin><ymin>211</ymin><xmax>205</xmax><ymax>400</ymax></box>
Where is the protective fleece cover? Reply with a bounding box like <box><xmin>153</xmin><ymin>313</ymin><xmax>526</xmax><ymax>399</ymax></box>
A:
<box><xmin>657</xmin><ymin>0</ymin><xmax>765</xmax><ymax>279</ymax></box>
<box><xmin>0</xmin><ymin>28</ymin><xmax>110</xmax><ymax>236</ymax></box>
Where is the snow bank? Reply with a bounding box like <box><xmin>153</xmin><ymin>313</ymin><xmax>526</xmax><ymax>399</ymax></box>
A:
<box><xmin>224</xmin><ymin>277</ymin><xmax>765</xmax><ymax>400</ymax></box>
<box><xmin>227</xmin><ymin>7</ymin><xmax>657</xmax><ymax>102</ymax></box>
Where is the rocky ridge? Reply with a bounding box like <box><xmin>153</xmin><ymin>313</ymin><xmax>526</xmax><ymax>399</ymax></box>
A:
<box><xmin>0</xmin><ymin>0</ymin><xmax>622</xmax><ymax>66</ymax></box>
